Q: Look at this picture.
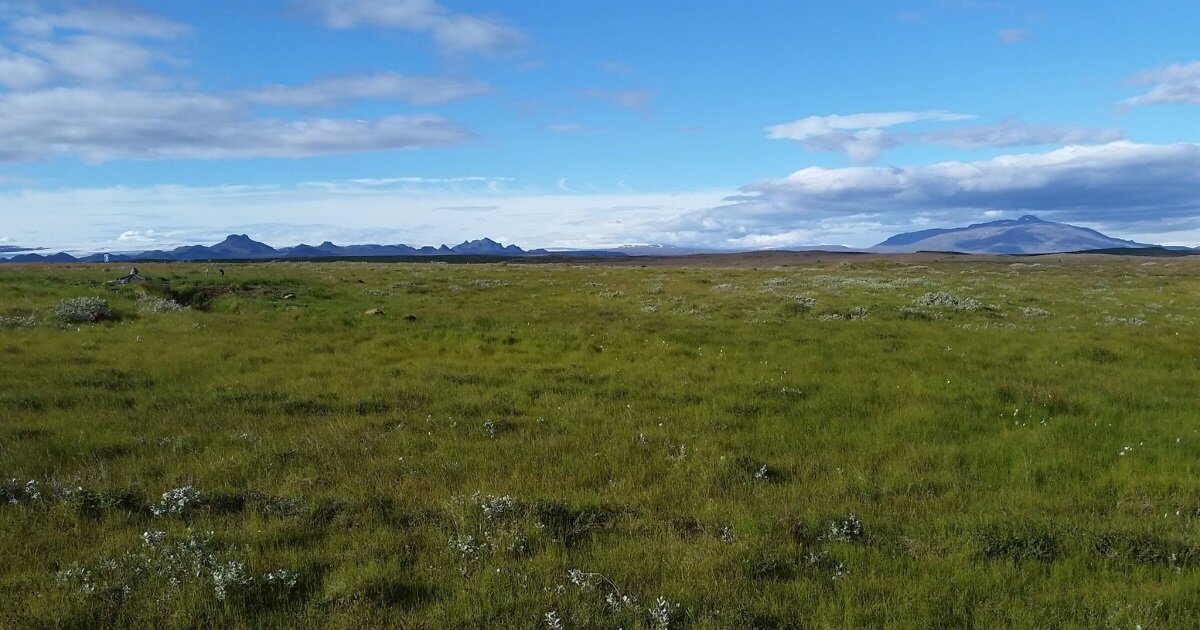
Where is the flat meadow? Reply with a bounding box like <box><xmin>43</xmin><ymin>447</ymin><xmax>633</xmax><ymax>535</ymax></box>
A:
<box><xmin>1</xmin><ymin>254</ymin><xmax>1199</xmax><ymax>628</ymax></box>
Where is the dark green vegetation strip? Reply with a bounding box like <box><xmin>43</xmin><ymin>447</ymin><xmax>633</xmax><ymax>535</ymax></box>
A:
<box><xmin>1</xmin><ymin>258</ymin><xmax>1199</xmax><ymax>627</ymax></box>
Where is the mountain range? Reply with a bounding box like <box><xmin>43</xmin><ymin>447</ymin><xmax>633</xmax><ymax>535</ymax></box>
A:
<box><xmin>1</xmin><ymin>215</ymin><xmax>1188</xmax><ymax>262</ymax></box>
<box><xmin>1</xmin><ymin>235</ymin><xmax>553</xmax><ymax>263</ymax></box>
<box><xmin>599</xmin><ymin>243</ymin><xmax>864</xmax><ymax>256</ymax></box>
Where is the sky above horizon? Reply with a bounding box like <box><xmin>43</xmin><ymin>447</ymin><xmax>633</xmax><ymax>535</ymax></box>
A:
<box><xmin>2</xmin><ymin>0</ymin><xmax>1200</xmax><ymax>252</ymax></box>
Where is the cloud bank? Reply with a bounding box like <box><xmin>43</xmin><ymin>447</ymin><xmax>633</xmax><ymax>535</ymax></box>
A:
<box><xmin>669</xmin><ymin>142</ymin><xmax>1200</xmax><ymax>246</ymax></box>
<box><xmin>0</xmin><ymin>4</ymin><xmax>487</xmax><ymax>161</ymax></box>
<box><xmin>767</xmin><ymin>111</ymin><xmax>1123</xmax><ymax>162</ymax></box>
<box><xmin>0</xmin><ymin>179</ymin><xmax>732</xmax><ymax>252</ymax></box>
<box><xmin>766</xmin><ymin>111</ymin><xmax>973</xmax><ymax>163</ymax></box>
<box><xmin>8</xmin><ymin>142</ymin><xmax>1200</xmax><ymax>253</ymax></box>
<box><xmin>0</xmin><ymin>88</ymin><xmax>472</xmax><ymax>161</ymax></box>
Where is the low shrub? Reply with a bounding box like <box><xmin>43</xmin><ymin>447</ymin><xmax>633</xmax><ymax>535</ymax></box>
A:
<box><xmin>53</xmin><ymin>297</ymin><xmax>112</xmax><ymax>323</ymax></box>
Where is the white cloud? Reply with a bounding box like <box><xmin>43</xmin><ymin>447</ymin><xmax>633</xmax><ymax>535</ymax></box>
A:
<box><xmin>297</xmin><ymin>176</ymin><xmax>509</xmax><ymax>192</ymax></box>
<box><xmin>0</xmin><ymin>45</ymin><xmax>51</xmax><ymax>88</ymax></box>
<box><xmin>117</xmin><ymin>228</ymin><xmax>183</xmax><ymax>243</ymax></box>
<box><xmin>766</xmin><ymin>111</ymin><xmax>974</xmax><ymax>139</ymax></box>
<box><xmin>430</xmin><ymin>13</ymin><xmax>523</xmax><ymax>56</ymax></box>
<box><xmin>24</xmin><ymin>34</ymin><xmax>164</xmax><ymax>82</ymax></box>
<box><xmin>1123</xmin><ymin>61</ymin><xmax>1200</xmax><ymax>107</ymax></box>
<box><xmin>766</xmin><ymin>111</ymin><xmax>974</xmax><ymax>163</ymax></box>
<box><xmin>0</xmin><ymin>88</ymin><xmax>474</xmax><ymax>161</ymax></box>
<box><xmin>301</xmin><ymin>0</ymin><xmax>525</xmax><ymax>56</ymax></box>
<box><xmin>247</xmin><ymin>73</ymin><xmax>491</xmax><ymax>107</ymax></box>
<box><xmin>922</xmin><ymin>120</ymin><xmax>1124</xmax><ymax>148</ymax></box>
<box><xmin>0</xmin><ymin>4</ymin><xmax>188</xmax><ymax>86</ymax></box>
<box><xmin>11</xmin><ymin>6</ymin><xmax>190</xmax><ymax>39</ymax></box>
<box><xmin>767</xmin><ymin>111</ymin><xmax>1123</xmax><ymax>162</ymax></box>
<box><xmin>673</xmin><ymin>142</ymin><xmax>1200</xmax><ymax>246</ymax></box>
<box><xmin>998</xmin><ymin>28</ymin><xmax>1033</xmax><ymax>44</ymax></box>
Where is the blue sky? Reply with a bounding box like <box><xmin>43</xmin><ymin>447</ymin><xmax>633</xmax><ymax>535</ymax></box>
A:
<box><xmin>1</xmin><ymin>0</ymin><xmax>1200</xmax><ymax>252</ymax></box>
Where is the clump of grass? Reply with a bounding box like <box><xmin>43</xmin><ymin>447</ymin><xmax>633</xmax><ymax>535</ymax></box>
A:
<box><xmin>0</xmin><ymin>478</ymin><xmax>144</xmax><ymax>516</ymax></box>
<box><xmin>150</xmin><ymin>485</ymin><xmax>202</xmax><ymax>518</ymax></box>
<box><xmin>0</xmin><ymin>313</ymin><xmax>37</xmax><ymax>329</ymax></box>
<box><xmin>759</xmin><ymin>277</ymin><xmax>791</xmax><ymax>293</ymax></box>
<box><xmin>897</xmin><ymin>306</ymin><xmax>939</xmax><ymax>320</ymax></box>
<box><xmin>805</xmin><ymin>550</ymin><xmax>849</xmax><ymax>579</ymax></box>
<box><xmin>1092</xmin><ymin>531</ymin><xmax>1200</xmax><ymax>568</ymax></box>
<box><xmin>477</xmin><ymin>493</ymin><xmax>519</xmax><ymax>520</ymax></box>
<box><xmin>819</xmin><ymin>306</ymin><xmax>869</xmax><ymax>320</ymax></box>
<box><xmin>913</xmin><ymin>292</ymin><xmax>981</xmax><ymax>311</ymax></box>
<box><xmin>532</xmin><ymin>501</ymin><xmax>620</xmax><ymax>547</ymax></box>
<box><xmin>786</xmin><ymin>295</ymin><xmax>817</xmax><ymax>314</ymax></box>
<box><xmin>647</xmin><ymin>596</ymin><xmax>682</xmax><ymax>628</ymax></box>
<box><xmin>1078</xmin><ymin>346</ymin><xmax>1119</xmax><ymax>363</ymax></box>
<box><xmin>0</xmin><ymin>478</ymin><xmax>43</xmax><ymax>504</ymax></box>
<box><xmin>976</xmin><ymin>522</ymin><xmax>1061</xmax><ymax>563</ymax></box>
<box><xmin>727</xmin><ymin>456</ymin><xmax>788</xmax><ymax>484</ymax></box>
<box><xmin>559</xmin><ymin>569</ymin><xmax>679</xmax><ymax>628</ymax></box>
<box><xmin>467</xmin><ymin>279</ymin><xmax>510</xmax><ymax>289</ymax></box>
<box><xmin>137</xmin><ymin>294</ymin><xmax>187</xmax><ymax>313</ymax></box>
<box><xmin>56</xmin><ymin>529</ymin><xmax>299</xmax><ymax>604</ymax></box>
<box><xmin>53</xmin><ymin>297</ymin><xmax>111</xmax><ymax>323</ymax></box>
<box><xmin>825</xmin><ymin>514</ymin><xmax>866</xmax><ymax>542</ymax></box>
<box><xmin>1104</xmin><ymin>315</ymin><xmax>1147</xmax><ymax>326</ymax></box>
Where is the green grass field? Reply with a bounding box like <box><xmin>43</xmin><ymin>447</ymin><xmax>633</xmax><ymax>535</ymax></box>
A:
<box><xmin>2</xmin><ymin>256</ymin><xmax>1199</xmax><ymax>628</ymax></box>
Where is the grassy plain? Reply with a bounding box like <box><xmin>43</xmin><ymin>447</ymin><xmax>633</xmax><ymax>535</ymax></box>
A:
<box><xmin>1</xmin><ymin>254</ymin><xmax>1199</xmax><ymax>628</ymax></box>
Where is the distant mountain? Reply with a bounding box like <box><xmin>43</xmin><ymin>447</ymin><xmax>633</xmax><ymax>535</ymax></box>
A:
<box><xmin>1063</xmin><ymin>246</ymin><xmax>1200</xmax><ymax>257</ymax></box>
<box><xmin>874</xmin><ymin>215</ymin><xmax>1156</xmax><ymax>254</ymax></box>
<box><xmin>595</xmin><ymin>244</ymin><xmax>868</xmax><ymax>256</ymax></box>
<box><xmin>278</xmin><ymin>237</ymin><xmax>550</xmax><ymax>258</ymax></box>
<box><xmin>778</xmin><ymin>245</ymin><xmax>868</xmax><ymax>253</ymax></box>
<box><xmin>8</xmin><ymin>252</ymin><xmax>78</xmax><ymax>263</ymax></box>
<box><xmin>123</xmin><ymin>234</ymin><xmax>282</xmax><ymax>261</ymax></box>
<box><xmin>602</xmin><ymin>244</ymin><xmax>733</xmax><ymax>256</ymax></box>
<box><xmin>1</xmin><ymin>235</ymin><xmax>557</xmax><ymax>263</ymax></box>
<box><xmin>282</xmin><ymin>240</ymin><xmax>417</xmax><ymax>258</ymax></box>
<box><xmin>7</xmin><ymin>221</ymin><xmax>1178</xmax><ymax>264</ymax></box>
<box><xmin>201</xmin><ymin>234</ymin><xmax>279</xmax><ymax>258</ymax></box>
<box><xmin>447</xmin><ymin>237</ymin><xmax>537</xmax><ymax>256</ymax></box>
